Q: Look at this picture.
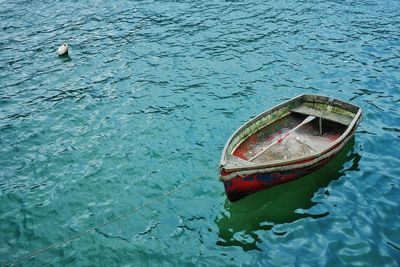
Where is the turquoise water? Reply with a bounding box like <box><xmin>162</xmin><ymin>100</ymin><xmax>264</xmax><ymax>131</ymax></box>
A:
<box><xmin>1</xmin><ymin>0</ymin><xmax>400</xmax><ymax>265</ymax></box>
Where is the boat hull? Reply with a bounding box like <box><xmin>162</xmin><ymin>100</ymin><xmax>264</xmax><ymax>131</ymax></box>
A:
<box><xmin>222</xmin><ymin>156</ymin><xmax>334</xmax><ymax>201</ymax></box>
<box><xmin>219</xmin><ymin>94</ymin><xmax>362</xmax><ymax>202</ymax></box>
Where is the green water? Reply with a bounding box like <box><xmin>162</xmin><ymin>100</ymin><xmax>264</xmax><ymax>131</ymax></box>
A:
<box><xmin>1</xmin><ymin>0</ymin><xmax>400</xmax><ymax>266</ymax></box>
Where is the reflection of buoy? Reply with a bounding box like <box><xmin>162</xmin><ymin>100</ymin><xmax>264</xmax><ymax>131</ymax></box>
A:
<box><xmin>57</xmin><ymin>43</ymin><xmax>68</xmax><ymax>56</ymax></box>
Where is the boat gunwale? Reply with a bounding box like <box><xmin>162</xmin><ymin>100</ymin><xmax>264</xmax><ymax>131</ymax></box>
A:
<box><xmin>220</xmin><ymin>130</ymin><xmax>356</xmax><ymax>181</ymax></box>
<box><xmin>219</xmin><ymin>94</ymin><xmax>362</xmax><ymax>175</ymax></box>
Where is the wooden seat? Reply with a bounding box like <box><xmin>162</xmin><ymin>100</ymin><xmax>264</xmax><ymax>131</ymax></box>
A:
<box><xmin>292</xmin><ymin>105</ymin><xmax>353</xmax><ymax>125</ymax></box>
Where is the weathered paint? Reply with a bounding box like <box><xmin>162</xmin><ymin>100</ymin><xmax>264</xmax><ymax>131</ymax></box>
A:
<box><xmin>223</xmin><ymin>156</ymin><xmax>333</xmax><ymax>202</ymax></box>
<box><xmin>227</xmin><ymin>105</ymin><xmax>294</xmax><ymax>155</ymax></box>
<box><xmin>219</xmin><ymin>94</ymin><xmax>362</xmax><ymax>202</ymax></box>
<box><xmin>226</xmin><ymin>99</ymin><xmax>357</xmax><ymax>158</ymax></box>
<box><xmin>303</xmin><ymin>102</ymin><xmax>355</xmax><ymax>118</ymax></box>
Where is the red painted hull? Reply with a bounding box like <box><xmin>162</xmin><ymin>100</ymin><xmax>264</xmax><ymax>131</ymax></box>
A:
<box><xmin>221</xmin><ymin>156</ymin><xmax>334</xmax><ymax>202</ymax></box>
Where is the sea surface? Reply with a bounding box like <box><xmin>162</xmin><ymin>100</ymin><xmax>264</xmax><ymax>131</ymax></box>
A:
<box><xmin>1</xmin><ymin>0</ymin><xmax>400</xmax><ymax>266</ymax></box>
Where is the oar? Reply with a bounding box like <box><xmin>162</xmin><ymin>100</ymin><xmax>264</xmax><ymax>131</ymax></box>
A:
<box><xmin>249</xmin><ymin>115</ymin><xmax>316</xmax><ymax>162</ymax></box>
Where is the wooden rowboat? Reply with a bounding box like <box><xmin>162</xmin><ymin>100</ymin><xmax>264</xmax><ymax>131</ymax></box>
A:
<box><xmin>219</xmin><ymin>94</ymin><xmax>362</xmax><ymax>202</ymax></box>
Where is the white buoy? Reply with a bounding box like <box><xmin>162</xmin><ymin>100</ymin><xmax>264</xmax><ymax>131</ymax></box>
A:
<box><xmin>57</xmin><ymin>43</ymin><xmax>68</xmax><ymax>56</ymax></box>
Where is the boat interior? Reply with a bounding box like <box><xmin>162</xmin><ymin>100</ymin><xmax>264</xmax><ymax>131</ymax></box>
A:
<box><xmin>232</xmin><ymin>109</ymin><xmax>351</xmax><ymax>163</ymax></box>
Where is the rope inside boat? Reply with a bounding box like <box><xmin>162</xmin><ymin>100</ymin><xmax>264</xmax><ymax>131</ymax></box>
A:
<box><xmin>2</xmin><ymin>168</ymin><xmax>216</xmax><ymax>267</ymax></box>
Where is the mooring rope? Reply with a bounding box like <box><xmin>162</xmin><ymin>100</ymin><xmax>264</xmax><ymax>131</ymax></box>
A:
<box><xmin>3</xmin><ymin>168</ymin><xmax>216</xmax><ymax>267</ymax></box>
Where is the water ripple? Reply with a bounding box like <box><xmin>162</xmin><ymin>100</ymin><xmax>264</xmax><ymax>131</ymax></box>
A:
<box><xmin>1</xmin><ymin>0</ymin><xmax>400</xmax><ymax>265</ymax></box>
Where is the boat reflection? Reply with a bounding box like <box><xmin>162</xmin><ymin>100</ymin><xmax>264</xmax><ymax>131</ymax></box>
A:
<box><xmin>215</xmin><ymin>138</ymin><xmax>361</xmax><ymax>251</ymax></box>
